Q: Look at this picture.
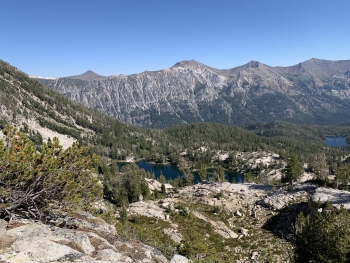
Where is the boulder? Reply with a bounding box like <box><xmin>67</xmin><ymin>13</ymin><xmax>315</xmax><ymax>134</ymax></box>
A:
<box><xmin>141</xmin><ymin>244</ymin><xmax>168</xmax><ymax>263</ymax></box>
<box><xmin>0</xmin><ymin>219</ymin><xmax>7</xmax><ymax>235</ymax></box>
<box><xmin>310</xmin><ymin>187</ymin><xmax>350</xmax><ymax>210</ymax></box>
<box><xmin>129</xmin><ymin>201</ymin><xmax>165</xmax><ymax>219</ymax></box>
<box><xmin>86</xmin><ymin>232</ymin><xmax>115</xmax><ymax>251</ymax></box>
<box><xmin>5</xmin><ymin>223</ymin><xmax>84</xmax><ymax>262</ymax></box>
<box><xmin>240</xmin><ymin>228</ymin><xmax>249</xmax><ymax>236</ymax></box>
<box><xmin>1</xmin><ymin>212</ymin><xmax>170</xmax><ymax>263</ymax></box>
<box><xmin>251</xmin><ymin>251</ymin><xmax>260</xmax><ymax>260</ymax></box>
<box><xmin>261</xmin><ymin>184</ymin><xmax>314</xmax><ymax>211</ymax></box>
<box><xmin>48</xmin><ymin>211</ymin><xmax>117</xmax><ymax>236</ymax></box>
<box><xmin>145</xmin><ymin>178</ymin><xmax>173</xmax><ymax>193</ymax></box>
<box><xmin>262</xmin><ymin>194</ymin><xmax>288</xmax><ymax>211</ymax></box>
<box><xmin>50</xmin><ymin>227</ymin><xmax>95</xmax><ymax>255</ymax></box>
<box><xmin>171</xmin><ymin>254</ymin><xmax>190</xmax><ymax>263</ymax></box>
<box><xmin>215</xmin><ymin>227</ymin><xmax>238</xmax><ymax>239</ymax></box>
<box><xmin>160</xmin><ymin>202</ymin><xmax>171</xmax><ymax>209</ymax></box>
<box><xmin>234</xmin><ymin>210</ymin><xmax>243</xmax><ymax>217</ymax></box>
<box><xmin>11</xmin><ymin>238</ymin><xmax>83</xmax><ymax>262</ymax></box>
<box><xmin>96</xmin><ymin>249</ymin><xmax>132</xmax><ymax>262</ymax></box>
<box><xmin>164</xmin><ymin>228</ymin><xmax>183</xmax><ymax>243</ymax></box>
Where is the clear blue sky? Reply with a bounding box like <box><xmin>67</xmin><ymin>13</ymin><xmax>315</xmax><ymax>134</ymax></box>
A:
<box><xmin>1</xmin><ymin>0</ymin><xmax>350</xmax><ymax>77</ymax></box>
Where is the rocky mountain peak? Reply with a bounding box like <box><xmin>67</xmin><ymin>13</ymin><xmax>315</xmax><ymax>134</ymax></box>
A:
<box><xmin>172</xmin><ymin>59</ymin><xmax>204</xmax><ymax>68</ymax></box>
<box><xmin>298</xmin><ymin>58</ymin><xmax>350</xmax><ymax>75</ymax></box>
<box><xmin>245</xmin><ymin>60</ymin><xmax>261</xmax><ymax>68</ymax></box>
<box><xmin>171</xmin><ymin>59</ymin><xmax>226</xmax><ymax>76</ymax></box>
<box><xmin>65</xmin><ymin>70</ymin><xmax>106</xmax><ymax>81</ymax></box>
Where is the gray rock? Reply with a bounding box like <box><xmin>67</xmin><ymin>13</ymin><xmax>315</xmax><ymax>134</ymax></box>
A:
<box><xmin>215</xmin><ymin>227</ymin><xmax>238</xmax><ymax>239</ymax></box>
<box><xmin>311</xmin><ymin>187</ymin><xmax>350</xmax><ymax>210</ymax></box>
<box><xmin>0</xmin><ymin>219</ymin><xmax>7</xmax><ymax>235</ymax></box>
<box><xmin>240</xmin><ymin>228</ymin><xmax>249</xmax><ymax>236</ymax></box>
<box><xmin>251</xmin><ymin>251</ymin><xmax>260</xmax><ymax>260</ymax></box>
<box><xmin>171</xmin><ymin>254</ymin><xmax>190</xmax><ymax>263</ymax></box>
<box><xmin>262</xmin><ymin>194</ymin><xmax>288</xmax><ymax>211</ymax></box>
<box><xmin>261</xmin><ymin>184</ymin><xmax>312</xmax><ymax>211</ymax></box>
<box><xmin>160</xmin><ymin>202</ymin><xmax>171</xmax><ymax>209</ymax></box>
<box><xmin>68</xmin><ymin>212</ymin><xmax>118</xmax><ymax>236</ymax></box>
<box><xmin>11</xmin><ymin>238</ymin><xmax>83</xmax><ymax>262</ymax></box>
<box><xmin>86</xmin><ymin>232</ymin><xmax>115</xmax><ymax>251</ymax></box>
<box><xmin>129</xmin><ymin>201</ymin><xmax>165</xmax><ymax>219</ymax></box>
<box><xmin>1</xmin><ymin>211</ymin><xmax>170</xmax><ymax>263</ymax></box>
<box><xmin>234</xmin><ymin>210</ymin><xmax>243</xmax><ymax>217</ymax></box>
<box><xmin>164</xmin><ymin>228</ymin><xmax>183</xmax><ymax>243</ymax></box>
<box><xmin>51</xmin><ymin>227</ymin><xmax>95</xmax><ymax>255</ymax></box>
<box><xmin>142</xmin><ymin>244</ymin><xmax>168</xmax><ymax>263</ymax></box>
<box><xmin>77</xmin><ymin>262</ymin><xmax>111</xmax><ymax>263</ymax></box>
<box><xmin>96</xmin><ymin>249</ymin><xmax>132</xmax><ymax>262</ymax></box>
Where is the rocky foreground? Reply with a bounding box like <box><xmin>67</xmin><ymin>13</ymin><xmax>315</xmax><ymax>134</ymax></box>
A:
<box><xmin>1</xmin><ymin>182</ymin><xmax>350</xmax><ymax>263</ymax></box>
<box><xmin>0</xmin><ymin>211</ymin><xmax>187</xmax><ymax>263</ymax></box>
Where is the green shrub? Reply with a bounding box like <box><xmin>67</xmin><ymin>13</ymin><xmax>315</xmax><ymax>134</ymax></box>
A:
<box><xmin>0</xmin><ymin>126</ymin><xmax>102</xmax><ymax>220</ymax></box>
<box><xmin>214</xmin><ymin>192</ymin><xmax>224</xmax><ymax>199</ymax></box>
<box><xmin>212</xmin><ymin>205</ymin><xmax>220</xmax><ymax>214</ymax></box>
<box><xmin>294</xmin><ymin>208</ymin><xmax>350</xmax><ymax>263</ymax></box>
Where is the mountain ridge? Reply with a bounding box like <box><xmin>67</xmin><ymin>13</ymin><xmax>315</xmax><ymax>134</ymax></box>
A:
<box><xmin>42</xmin><ymin>58</ymin><xmax>350</xmax><ymax>79</ymax></box>
<box><xmin>33</xmin><ymin>58</ymin><xmax>350</xmax><ymax>128</ymax></box>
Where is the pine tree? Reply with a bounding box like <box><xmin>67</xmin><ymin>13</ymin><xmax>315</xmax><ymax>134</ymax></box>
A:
<box><xmin>294</xmin><ymin>208</ymin><xmax>350</xmax><ymax>263</ymax></box>
<box><xmin>312</xmin><ymin>152</ymin><xmax>328</xmax><ymax>182</ymax></box>
<box><xmin>336</xmin><ymin>163</ymin><xmax>350</xmax><ymax>189</ymax></box>
<box><xmin>161</xmin><ymin>183</ymin><xmax>166</xmax><ymax>195</ymax></box>
<box><xmin>197</xmin><ymin>165</ymin><xmax>207</xmax><ymax>183</ymax></box>
<box><xmin>282</xmin><ymin>151</ymin><xmax>303</xmax><ymax>186</ymax></box>
<box><xmin>216</xmin><ymin>165</ymin><xmax>225</xmax><ymax>183</ymax></box>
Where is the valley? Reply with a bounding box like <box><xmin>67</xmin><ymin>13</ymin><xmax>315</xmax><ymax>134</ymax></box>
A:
<box><xmin>3</xmin><ymin>0</ymin><xmax>350</xmax><ymax>261</ymax></box>
<box><xmin>1</xmin><ymin>59</ymin><xmax>350</xmax><ymax>262</ymax></box>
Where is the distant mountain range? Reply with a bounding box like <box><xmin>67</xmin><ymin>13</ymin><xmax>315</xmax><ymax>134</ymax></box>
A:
<box><xmin>33</xmin><ymin>58</ymin><xmax>350</xmax><ymax>128</ymax></box>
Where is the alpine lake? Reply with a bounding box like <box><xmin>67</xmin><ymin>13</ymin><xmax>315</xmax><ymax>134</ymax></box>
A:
<box><xmin>118</xmin><ymin>160</ymin><xmax>244</xmax><ymax>184</ymax></box>
<box><xmin>324</xmin><ymin>136</ymin><xmax>349</xmax><ymax>147</ymax></box>
<box><xmin>117</xmin><ymin>136</ymin><xmax>348</xmax><ymax>184</ymax></box>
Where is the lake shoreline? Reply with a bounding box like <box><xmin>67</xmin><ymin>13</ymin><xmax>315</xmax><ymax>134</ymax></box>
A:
<box><xmin>117</xmin><ymin>159</ymin><xmax>244</xmax><ymax>183</ymax></box>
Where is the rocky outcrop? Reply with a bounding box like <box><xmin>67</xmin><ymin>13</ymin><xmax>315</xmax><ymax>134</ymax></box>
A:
<box><xmin>3</xmin><ymin>182</ymin><xmax>350</xmax><ymax>263</ymax></box>
<box><xmin>170</xmin><ymin>254</ymin><xmax>189</xmax><ymax>263</ymax></box>
<box><xmin>145</xmin><ymin>178</ymin><xmax>174</xmax><ymax>193</ymax></box>
<box><xmin>129</xmin><ymin>201</ymin><xmax>167</xmax><ymax>220</ymax></box>
<box><xmin>261</xmin><ymin>184</ymin><xmax>317</xmax><ymax>211</ymax></box>
<box><xmin>193</xmin><ymin>211</ymin><xmax>238</xmax><ymax>239</ymax></box>
<box><xmin>309</xmin><ymin>187</ymin><xmax>350</xmax><ymax>210</ymax></box>
<box><xmin>0</xmin><ymin>212</ymin><xmax>173</xmax><ymax>263</ymax></box>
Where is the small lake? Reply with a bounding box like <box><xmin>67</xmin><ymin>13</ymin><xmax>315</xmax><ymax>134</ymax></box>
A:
<box><xmin>119</xmin><ymin>160</ymin><xmax>244</xmax><ymax>183</ymax></box>
<box><xmin>324</xmin><ymin>136</ymin><xmax>348</xmax><ymax>147</ymax></box>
